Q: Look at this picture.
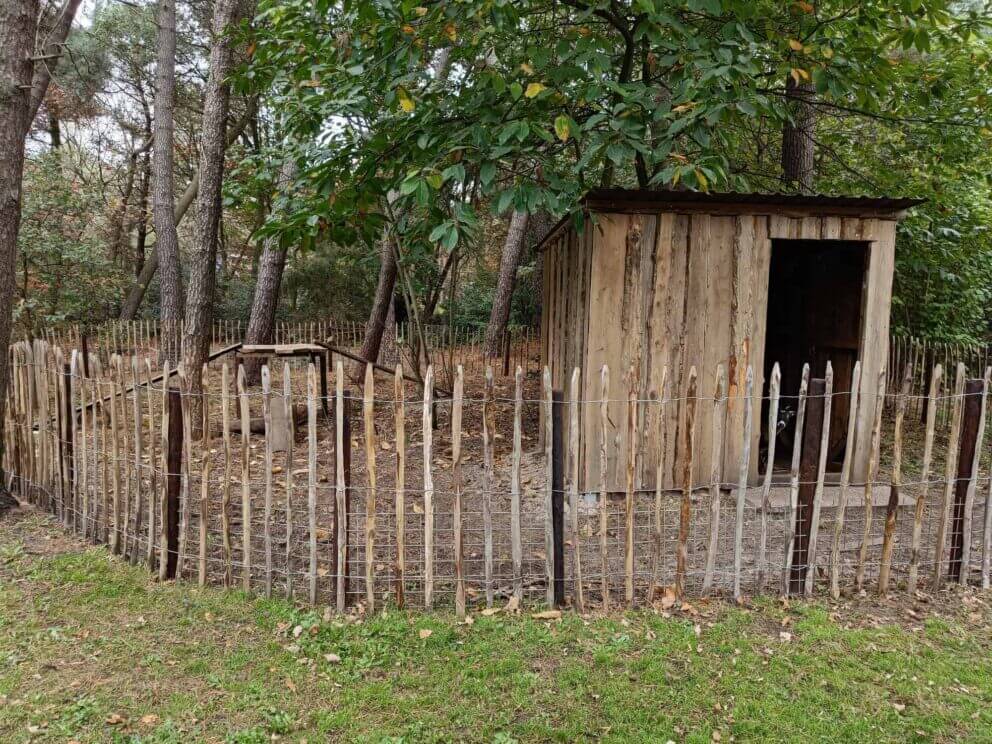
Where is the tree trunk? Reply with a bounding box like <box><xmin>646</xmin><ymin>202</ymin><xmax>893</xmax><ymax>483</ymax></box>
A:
<box><xmin>181</xmin><ymin>0</ymin><xmax>249</xmax><ymax>431</ymax></box>
<box><xmin>133</xmin><ymin>150</ymin><xmax>151</xmax><ymax>278</ymax></box>
<box><xmin>119</xmin><ymin>103</ymin><xmax>256</xmax><ymax>321</ymax></box>
<box><xmin>241</xmin><ymin>160</ymin><xmax>297</xmax><ymax>384</ymax></box>
<box><xmin>153</xmin><ymin>0</ymin><xmax>184</xmax><ymax>362</ymax></box>
<box><xmin>355</xmin><ymin>235</ymin><xmax>398</xmax><ymax>376</ymax></box>
<box><xmin>781</xmin><ymin>76</ymin><xmax>816</xmax><ymax>192</ymax></box>
<box><xmin>1</xmin><ymin>0</ymin><xmax>80</xmax><ymax>490</ymax></box>
<box><xmin>483</xmin><ymin>210</ymin><xmax>529</xmax><ymax>358</ymax></box>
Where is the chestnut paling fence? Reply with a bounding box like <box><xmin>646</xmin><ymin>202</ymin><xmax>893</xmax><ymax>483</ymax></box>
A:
<box><xmin>20</xmin><ymin>319</ymin><xmax>539</xmax><ymax>384</ymax></box>
<box><xmin>4</xmin><ymin>337</ymin><xmax>992</xmax><ymax>615</ymax></box>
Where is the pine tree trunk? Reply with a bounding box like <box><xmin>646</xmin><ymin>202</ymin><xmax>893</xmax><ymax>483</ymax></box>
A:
<box><xmin>182</xmin><ymin>0</ymin><xmax>248</xmax><ymax>431</ymax></box>
<box><xmin>781</xmin><ymin>77</ymin><xmax>816</xmax><ymax>192</ymax></box>
<box><xmin>1</xmin><ymin>0</ymin><xmax>80</xmax><ymax>488</ymax></box>
<box><xmin>0</xmin><ymin>0</ymin><xmax>39</xmax><ymax>486</ymax></box>
<box><xmin>153</xmin><ymin>0</ymin><xmax>183</xmax><ymax>360</ymax></box>
<box><xmin>483</xmin><ymin>210</ymin><xmax>529</xmax><ymax>358</ymax></box>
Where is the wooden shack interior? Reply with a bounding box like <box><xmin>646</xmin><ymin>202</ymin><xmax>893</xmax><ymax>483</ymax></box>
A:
<box><xmin>537</xmin><ymin>189</ymin><xmax>920</xmax><ymax>492</ymax></box>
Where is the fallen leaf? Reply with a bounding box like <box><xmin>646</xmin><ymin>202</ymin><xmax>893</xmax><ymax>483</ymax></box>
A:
<box><xmin>323</xmin><ymin>653</ymin><xmax>341</xmax><ymax>664</ymax></box>
<box><xmin>139</xmin><ymin>714</ymin><xmax>160</xmax><ymax>726</ymax></box>
<box><xmin>285</xmin><ymin>677</ymin><xmax>297</xmax><ymax>693</ymax></box>
<box><xmin>481</xmin><ymin>607</ymin><xmax>501</xmax><ymax>617</ymax></box>
<box><xmin>419</xmin><ymin>628</ymin><xmax>433</xmax><ymax>639</ymax></box>
<box><xmin>105</xmin><ymin>713</ymin><xmax>127</xmax><ymax>726</ymax></box>
<box><xmin>531</xmin><ymin>610</ymin><xmax>562</xmax><ymax>620</ymax></box>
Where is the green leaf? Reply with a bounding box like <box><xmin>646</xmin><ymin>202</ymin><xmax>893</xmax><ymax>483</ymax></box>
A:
<box><xmin>554</xmin><ymin>115</ymin><xmax>571</xmax><ymax>141</ymax></box>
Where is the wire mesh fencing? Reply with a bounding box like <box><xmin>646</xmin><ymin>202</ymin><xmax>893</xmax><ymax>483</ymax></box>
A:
<box><xmin>4</xmin><ymin>338</ymin><xmax>992</xmax><ymax>616</ymax></box>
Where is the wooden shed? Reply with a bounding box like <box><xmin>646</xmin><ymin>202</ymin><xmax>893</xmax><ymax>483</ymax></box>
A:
<box><xmin>537</xmin><ymin>189</ymin><xmax>920</xmax><ymax>492</ymax></box>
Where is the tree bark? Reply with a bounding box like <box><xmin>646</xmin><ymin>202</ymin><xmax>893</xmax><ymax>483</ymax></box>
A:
<box><xmin>357</xmin><ymin>234</ymin><xmax>398</xmax><ymax>370</ymax></box>
<box><xmin>133</xmin><ymin>150</ymin><xmax>151</xmax><ymax>278</ymax></box>
<box><xmin>242</xmin><ymin>160</ymin><xmax>298</xmax><ymax>385</ymax></box>
<box><xmin>483</xmin><ymin>210</ymin><xmax>529</xmax><ymax>358</ymax></box>
<box><xmin>182</xmin><ymin>0</ymin><xmax>250</xmax><ymax>430</ymax></box>
<box><xmin>119</xmin><ymin>103</ymin><xmax>256</xmax><ymax>321</ymax></box>
<box><xmin>1</xmin><ymin>0</ymin><xmax>81</xmax><ymax>489</ymax></box>
<box><xmin>153</xmin><ymin>0</ymin><xmax>183</xmax><ymax>360</ymax></box>
<box><xmin>781</xmin><ymin>76</ymin><xmax>816</xmax><ymax>193</ymax></box>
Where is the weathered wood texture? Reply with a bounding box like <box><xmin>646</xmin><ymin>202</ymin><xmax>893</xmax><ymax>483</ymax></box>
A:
<box><xmin>540</xmin><ymin>209</ymin><xmax>899</xmax><ymax>491</ymax></box>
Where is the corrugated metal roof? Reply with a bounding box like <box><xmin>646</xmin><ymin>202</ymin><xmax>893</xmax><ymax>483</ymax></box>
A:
<box><xmin>536</xmin><ymin>188</ymin><xmax>923</xmax><ymax>251</ymax></box>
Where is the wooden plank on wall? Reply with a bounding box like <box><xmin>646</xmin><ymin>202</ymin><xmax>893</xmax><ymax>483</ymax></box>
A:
<box><xmin>854</xmin><ymin>219</ymin><xmax>897</xmax><ymax>482</ymax></box>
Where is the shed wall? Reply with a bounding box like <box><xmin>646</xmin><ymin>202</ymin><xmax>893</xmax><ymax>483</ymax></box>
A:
<box><xmin>540</xmin><ymin>209</ymin><xmax>897</xmax><ymax>493</ymax></box>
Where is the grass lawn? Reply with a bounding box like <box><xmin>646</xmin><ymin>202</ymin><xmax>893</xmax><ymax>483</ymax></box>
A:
<box><xmin>2</xmin><ymin>509</ymin><xmax>992</xmax><ymax>743</ymax></box>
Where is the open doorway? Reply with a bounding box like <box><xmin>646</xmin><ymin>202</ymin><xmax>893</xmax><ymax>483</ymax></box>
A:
<box><xmin>762</xmin><ymin>239</ymin><xmax>869</xmax><ymax>470</ymax></box>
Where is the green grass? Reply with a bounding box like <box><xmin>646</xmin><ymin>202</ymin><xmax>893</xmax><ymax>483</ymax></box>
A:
<box><xmin>2</xmin><ymin>513</ymin><xmax>992</xmax><ymax>743</ymax></box>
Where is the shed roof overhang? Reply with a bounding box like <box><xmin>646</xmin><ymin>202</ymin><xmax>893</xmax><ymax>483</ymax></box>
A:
<box><xmin>535</xmin><ymin>188</ymin><xmax>924</xmax><ymax>251</ymax></box>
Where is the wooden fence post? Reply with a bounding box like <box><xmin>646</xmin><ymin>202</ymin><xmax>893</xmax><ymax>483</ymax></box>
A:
<box><xmin>948</xmin><ymin>378</ymin><xmax>984</xmax><ymax>583</ymax></box>
<box><xmin>790</xmin><ymin>377</ymin><xmax>825</xmax><ymax>595</ymax></box>
<box><xmin>165</xmin><ymin>386</ymin><xmax>183</xmax><ymax>580</ymax></box>
<box><xmin>62</xmin><ymin>362</ymin><xmax>75</xmax><ymax>531</ymax></box>
<box><xmin>552</xmin><ymin>390</ymin><xmax>565</xmax><ymax>608</ymax></box>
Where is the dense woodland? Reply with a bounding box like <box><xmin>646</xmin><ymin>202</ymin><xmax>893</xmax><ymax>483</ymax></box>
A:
<box><xmin>1</xmin><ymin>1</ymin><xmax>992</xmax><ymax>411</ymax></box>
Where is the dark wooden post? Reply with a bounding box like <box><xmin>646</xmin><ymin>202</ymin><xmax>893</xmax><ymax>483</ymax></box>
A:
<box><xmin>552</xmin><ymin>391</ymin><xmax>565</xmax><ymax>606</ymax></box>
<box><xmin>165</xmin><ymin>387</ymin><xmax>183</xmax><ymax>579</ymax></box>
<box><xmin>62</xmin><ymin>363</ymin><xmax>74</xmax><ymax>529</ymax></box>
<box><xmin>949</xmin><ymin>378</ymin><xmax>983</xmax><ymax>582</ymax></box>
<box><xmin>502</xmin><ymin>332</ymin><xmax>511</xmax><ymax>377</ymax></box>
<box><xmin>790</xmin><ymin>377</ymin><xmax>826</xmax><ymax>595</ymax></box>
<box><xmin>81</xmin><ymin>333</ymin><xmax>90</xmax><ymax>377</ymax></box>
<box><xmin>343</xmin><ymin>389</ymin><xmax>352</xmax><ymax>604</ymax></box>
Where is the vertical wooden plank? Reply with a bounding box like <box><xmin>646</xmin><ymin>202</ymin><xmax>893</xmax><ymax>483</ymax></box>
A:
<box><xmin>878</xmin><ymin>364</ymin><xmax>913</xmax><ymax>594</ymax></box>
<box><xmin>109</xmin><ymin>358</ymin><xmax>123</xmax><ymax>554</ymax></box>
<box><xmin>782</xmin><ymin>364</ymin><xmax>810</xmax><ymax>594</ymax></box>
<box><xmin>423</xmin><ymin>366</ymin><xmax>435</xmax><ymax>609</ymax></box>
<box><xmin>957</xmin><ymin>367</ymin><xmax>989</xmax><ymax>586</ymax></box>
<box><xmin>933</xmin><ymin>363</ymin><xmax>966</xmax><ymax>590</ymax></box>
<box><xmin>482</xmin><ymin>365</ymin><xmax>495</xmax><ymax>607</ymax></box>
<box><xmin>284</xmin><ymin>363</ymin><xmax>295</xmax><ymax>599</ymax></box>
<box><xmin>511</xmin><ymin>365</ymin><xmax>523</xmax><ymax>604</ymax></box>
<box><xmin>733</xmin><ymin>366</ymin><xmax>754</xmax><ymax>600</ymax></box>
<box><xmin>145</xmin><ymin>359</ymin><xmax>157</xmax><ymax>569</ymax></box>
<box><xmin>949</xmin><ymin>376</ymin><xmax>985</xmax><ymax>584</ymax></box>
<box><xmin>791</xmin><ymin>376</ymin><xmax>825</xmax><ymax>595</ymax></box>
<box><xmin>552</xmin><ymin>390</ymin><xmax>565</xmax><ymax>606</ymax></box>
<box><xmin>675</xmin><ymin>367</ymin><xmax>698</xmax><ymax>600</ymax></box>
<box><xmin>335</xmin><ymin>360</ymin><xmax>347</xmax><ymax>612</ymax></box>
<box><xmin>908</xmin><ymin>364</ymin><xmax>942</xmax><ymax>594</ymax></box>
<box><xmin>703</xmin><ymin>365</ymin><xmax>727</xmax><ymax>595</ymax></box>
<box><xmin>804</xmin><ymin>363</ymin><xmax>834</xmax><ymax>597</ymax></box>
<box><xmin>178</xmin><ymin>365</ymin><xmax>193</xmax><ymax>579</ymax></box>
<box><xmin>543</xmin><ymin>365</ymin><xmax>555</xmax><ymax>607</ymax></box>
<box><xmin>307</xmin><ymin>363</ymin><xmax>318</xmax><ymax>604</ymax></box>
<box><xmin>394</xmin><ymin>363</ymin><xmax>406</xmax><ymax>609</ymax></box>
<box><xmin>829</xmin><ymin>362</ymin><xmax>862</xmax><ymax>599</ymax></box>
<box><xmin>220</xmin><ymin>362</ymin><xmax>233</xmax><ymax>586</ymax></box>
<box><xmin>129</xmin><ymin>356</ymin><xmax>143</xmax><ymax>562</ymax></box>
<box><xmin>262</xmin><ymin>365</ymin><xmax>274</xmax><ymax>597</ymax></box>
<box><xmin>452</xmin><ymin>365</ymin><xmax>465</xmax><ymax>617</ymax></box>
<box><xmin>116</xmin><ymin>356</ymin><xmax>131</xmax><ymax>557</ymax></box>
<box><xmin>756</xmin><ymin>363</ymin><xmax>781</xmax><ymax>591</ymax></box>
<box><xmin>164</xmin><ymin>386</ymin><xmax>182</xmax><ymax>579</ymax></box>
<box><xmin>650</xmin><ymin>366</ymin><xmax>669</xmax><ymax>595</ymax></box>
<box><xmin>600</xmin><ymin>364</ymin><xmax>610</xmax><ymax>609</ymax></box>
<box><xmin>625</xmin><ymin>367</ymin><xmax>638</xmax><ymax>607</ymax></box>
<box><xmin>78</xmin><ymin>354</ymin><xmax>90</xmax><ymax>539</ymax></box>
<box><xmin>363</xmin><ymin>364</ymin><xmax>376</xmax><ymax>610</ymax></box>
<box><xmin>855</xmin><ymin>368</ymin><xmax>887</xmax><ymax>593</ymax></box>
<box><xmin>569</xmin><ymin>367</ymin><xmax>583</xmax><ymax>612</ymax></box>
<box><xmin>238</xmin><ymin>364</ymin><xmax>252</xmax><ymax>591</ymax></box>
<box><xmin>198</xmin><ymin>364</ymin><xmax>210</xmax><ymax>587</ymax></box>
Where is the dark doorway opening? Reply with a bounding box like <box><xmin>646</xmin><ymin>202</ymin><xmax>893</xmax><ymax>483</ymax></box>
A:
<box><xmin>762</xmin><ymin>239</ymin><xmax>869</xmax><ymax>470</ymax></box>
